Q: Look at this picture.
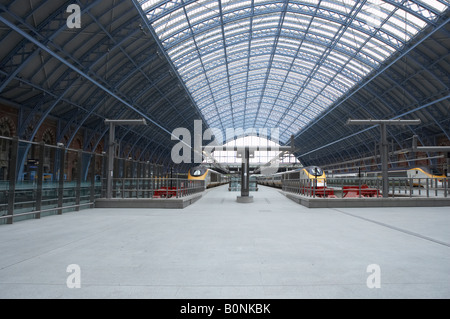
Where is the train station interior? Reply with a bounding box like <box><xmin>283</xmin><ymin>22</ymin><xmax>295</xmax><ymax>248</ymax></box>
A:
<box><xmin>0</xmin><ymin>0</ymin><xmax>449</xmax><ymax>299</ymax></box>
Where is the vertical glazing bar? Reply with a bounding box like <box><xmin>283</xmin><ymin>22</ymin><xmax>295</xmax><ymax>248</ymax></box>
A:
<box><xmin>313</xmin><ymin>179</ymin><xmax>316</xmax><ymax>198</ymax></box>
<box><xmin>75</xmin><ymin>150</ymin><xmax>82</xmax><ymax>211</ymax></box>
<box><xmin>7</xmin><ymin>136</ymin><xmax>19</xmax><ymax>224</ymax></box>
<box><xmin>426</xmin><ymin>178</ymin><xmax>429</xmax><ymax>198</ymax></box>
<box><xmin>376</xmin><ymin>178</ymin><xmax>379</xmax><ymax>198</ymax></box>
<box><xmin>102</xmin><ymin>154</ymin><xmax>107</xmax><ymax>197</ymax></box>
<box><xmin>391</xmin><ymin>178</ymin><xmax>394</xmax><ymax>198</ymax></box>
<box><xmin>113</xmin><ymin>157</ymin><xmax>119</xmax><ymax>196</ymax></box>
<box><xmin>90</xmin><ymin>153</ymin><xmax>96</xmax><ymax>207</ymax></box>
<box><xmin>146</xmin><ymin>163</ymin><xmax>150</xmax><ymax>198</ymax></box>
<box><xmin>309</xmin><ymin>179</ymin><xmax>312</xmax><ymax>197</ymax></box>
<box><xmin>106</xmin><ymin>122</ymin><xmax>115</xmax><ymax>199</ymax></box>
<box><xmin>435</xmin><ymin>179</ymin><xmax>438</xmax><ymax>197</ymax></box>
<box><xmin>409</xmin><ymin>178</ymin><xmax>413</xmax><ymax>198</ymax></box>
<box><xmin>380</xmin><ymin>124</ymin><xmax>389</xmax><ymax>198</ymax></box>
<box><xmin>128</xmin><ymin>163</ymin><xmax>132</xmax><ymax>198</ymax></box>
<box><xmin>445</xmin><ymin>179</ymin><xmax>448</xmax><ymax>198</ymax></box>
<box><xmin>36</xmin><ymin>141</ymin><xmax>45</xmax><ymax>219</ymax></box>
<box><xmin>57</xmin><ymin>146</ymin><xmax>65</xmax><ymax>215</ymax></box>
<box><xmin>151</xmin><ymin>165</ymin><xmax>155</xmax><ymax>197</ymax></box>
<box><xmin>137</xmin><ymin>176</ymin><xmax>140</xmax><ymax>199</ymax></box>
<box><xmin>358</xmin><ymin>176</ymin><xmax>361</xmax><ymax>198</ymax></box>
<box><xmin>137</xmin><ymin>161</ymin><xmax>141</xmax><ymax>180</ymax></box>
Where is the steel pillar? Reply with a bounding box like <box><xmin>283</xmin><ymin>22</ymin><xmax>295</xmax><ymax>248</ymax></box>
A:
<box><xmin>347</xmin><ymin>119</ymin><xmax>421</xmax><ymax>198</ymax></box>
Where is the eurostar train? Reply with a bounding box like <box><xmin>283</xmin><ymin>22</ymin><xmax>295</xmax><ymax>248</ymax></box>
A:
<box><xmin>188</xmin><ymin>166</ymin><xmax>229</xmax><ymax>188</ymax></box>
<box><xmin>407</xmin><ymin>167</ymin><xmax>447</xmax><ymax>187</ymax></box>
<box><xmin>329</xmin><ymin>167</ymin><xmax>447</xmax><ymax>187</ymax></box>
<box><xmin>258</xmin><ymin>166</ymin><xmax>327</xmax><ymax>188</ymax></box>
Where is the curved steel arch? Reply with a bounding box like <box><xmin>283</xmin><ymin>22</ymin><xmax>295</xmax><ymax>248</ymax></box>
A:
<box><xmin>139</xmin><ymin>0</ymin><xmax>448</xmax><ymax>143</ymax></box>
<box><xmin>0</xmin><ymin>0</ymin><xmax>448</xmax><ymax>177</ymax></box>
<box><xmin>0</xmin><ymin>0</ymin><xmax>214</xmax><ymax>179</ymax></box>
<box><xmin>150</xmin><ymin>1</ymin><xmax>420</xmax><ymax>52</ymax></box>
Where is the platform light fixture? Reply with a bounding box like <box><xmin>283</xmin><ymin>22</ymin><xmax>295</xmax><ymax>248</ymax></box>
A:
<box><xmin>347</xmin><ymin>119</ymin><xmax>421</xmax><ymax>198</ymax></box>
<box><xmin>104</xmin><ymin>118</ymin><xmax>147</xmax><ymax>199</ymax></box>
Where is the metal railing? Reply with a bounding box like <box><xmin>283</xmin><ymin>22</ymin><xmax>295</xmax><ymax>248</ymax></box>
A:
<box><xmin>0</xmin><ymin>181</ymin><xmax>102</xmax><ymax>224</ymax></box>
<box><xmin>0</xmin><ymin>134</ymin><xmax>178</xmax><ymax>225</ymax></box>
<box><xmin>282</xmin><ymin>178</ymin><xmax>329</xmax><ymax>198</ymax></box>
<box><xmin>282</xmin><ymin>177</ymin><xmax>449</xmax><ymax>199</ymax></box>
<box><xmin>109</xmin><ymin>178</ymin><xmax>205</xmax><ymax>199</ymax></box>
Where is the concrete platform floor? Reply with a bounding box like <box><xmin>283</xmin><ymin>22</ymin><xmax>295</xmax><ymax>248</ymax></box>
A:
<box><xmin>0</xmin><ymin>185</ymin><xmax>449</xmax><ymax>299</ymax></box>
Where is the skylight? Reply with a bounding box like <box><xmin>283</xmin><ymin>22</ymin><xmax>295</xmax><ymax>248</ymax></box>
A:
<box><xmin>139</xmin><ymin>0</ymin><xmax>449</xmax><ymax>143</ymax></box>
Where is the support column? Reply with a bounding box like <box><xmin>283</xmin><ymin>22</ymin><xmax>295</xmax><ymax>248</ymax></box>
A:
<box><xmin>347</xmin><ymin>119</ymin><xmax>421</xmax><ymax>199</ymax></box>
<box><xmin>446</xmin><ymin>153</ymin><xmax>450</xmax><ymax>177</ymax></box>
<box><xmin>57</xmin><ymin>145</ymin><xmax>65</xmax><ymax>215</ymax></box>
<box><xmin>237</xmin><ymin>147</ymin><xmax>253</xmax><ymax>203</ymax></box>
<box><xmin>106</xmin><ymin>122</ymin><xmax>115</xmax><ymax>199</ymax></box>
<box><xmin>7</xmin><ymin>137</ymin><xmax>19</xmax><ymax>224</ymax></box>
<box><xmin>90</xmin><ymin>153</ymin><xmax>96</xmax><ymax>206</ymax></box>
<box><xmin>380</xmin><ymin>124</ymin><xmax>389</xmax><ymax>198</ymax></box>
<box><xmin>75</xmin><ymin>150</ymin><xmax>82</xmax><ymax>211</ymax></box>
<box><xmin>36</xmin><ymin>141</ymin><xmax>45</xmax><ymax>219</ymax></box>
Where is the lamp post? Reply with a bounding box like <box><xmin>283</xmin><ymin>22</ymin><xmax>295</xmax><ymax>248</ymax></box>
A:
<box><xmin>104</xmin><ymin>119</ymin><xmax>147</xmax><ymax>198</ymax></box>
<box><xmin>347</xmin><ymin>119</ymin><xmax>421</xmax><ymax>198</ymax></box>
<box><xmin>205</xmin><ymin>144</ymin><xmax>293</xmax><ymax>203</ymax></box>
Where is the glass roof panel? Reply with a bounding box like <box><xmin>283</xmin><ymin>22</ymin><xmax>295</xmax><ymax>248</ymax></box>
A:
<box><xmin>139</xmin><ymin>0</ymin><xmax>449</xmax><ymax>143</ymax></box>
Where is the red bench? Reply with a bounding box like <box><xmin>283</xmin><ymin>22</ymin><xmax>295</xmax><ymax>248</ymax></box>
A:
<box><xmin>343</xmin><ymin>185</ymin><xmax>380</xmax><ymax>198</ymax></box>
<box><xmin>153</xmin><ymin>187</ymin><xmax>180</xmax><ymax>198</ymax></box>
<box><xmin>299</xmin><ymin>186</ymin><xmax>336</xmax><ymax>198</ymax></box>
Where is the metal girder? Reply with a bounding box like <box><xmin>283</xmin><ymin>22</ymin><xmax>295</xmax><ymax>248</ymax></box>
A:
<box><xmin>141</xmin><ymin>0</ymin><xmax>449</xmax><ymax>146</ymax></box>
<box><xmin>298</xmin><ymin>93</ymin><xmax>450</xmax><ymax>162</ymax></box>
<box><xmin>179</xmin><ymin>3</ymin><xmax>226</xmax><ymax>133</ymax></box>
<box><xmin>294</xmin><ymin>16</ymin><xmax>450</xmax><ymax>141</ymax></box>
<box><xmin>172</xmin><ymin>28</ymin><xmax>380</xmax><ymax>72</ymax></box>
<box><xmin>152</xmin><ymin>2</ymin><xmax>417</xmax><ymax>52</ymax></box>
<box><xmin>0</xmin><ymin>1</ymin><xmax>103</xmax><ymax>92</ymax></box>
<box><xmin>132</xmin><ymin>0</ymin><xmax>210</xmax><ymax>130</ymax></box>
<box><xmin>0</xmin><ymin>11</ymin><xmax>178</xmax><ymax>139</ymax></box>
<box><xmin>84</xmin><ymin>10</ymin><xmax>197</xmax><ymax>130</ymax></box>
<box><xmin>276</xmin><ymin>0</ymin><xmax>367</xmax><ymax>134</ymax></box>
<box><xmin>1</xmin><ymin>8</ymin><xmax>194</xmax><ymax>173</ymax></box>
<box><xmin>252</xmin><ymin>0</ymin><xmax>289</xmax><ymax>128</ymax></box>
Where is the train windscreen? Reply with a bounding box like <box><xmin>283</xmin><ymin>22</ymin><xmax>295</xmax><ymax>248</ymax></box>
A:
<box><xmin>430</xmin><ymin>167</ymin><xmax>443</xmax><ymax>176</ymax></box>
<box><xmin>190</xmin><ymin>166</ymin><xmax>207</xmax><ymax>177</ymax></box>
<box><xmin>307</xmin><ymin>167</ymin><xmax>323</xmax><ymax>177</ymax></box>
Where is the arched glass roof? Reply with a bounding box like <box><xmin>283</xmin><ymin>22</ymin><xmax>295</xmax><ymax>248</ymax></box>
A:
<box><xmin>139</xmin><ymin>0</ymin><xmax>449</xmax><ymax>143</ymax></box>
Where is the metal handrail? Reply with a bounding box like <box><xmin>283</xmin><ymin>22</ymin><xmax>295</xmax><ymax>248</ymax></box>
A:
<box><xmin>282</xmin><ymin>177</ymin><xmax>449</xmax><ymax>198</ymax></box>
<box><xmin>0</xmin><ymin>202</ymin><xmax>95</xmax><ymax>220</ymax></box>
<box><xmin>108</xmin><ymin>178</ymin><xmax>205</xmax><ymax>199</ymax></box>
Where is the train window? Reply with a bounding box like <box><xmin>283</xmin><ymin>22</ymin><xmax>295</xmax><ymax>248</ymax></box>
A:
<box><xmin>416</xmin><ymin>171</ymin><xmax>418</xmax><ymax>174</ymax></box>
<box><xmin>193</xmin><ymin>170</ymin><xmax>202</xmax><ymax>176</ymax></box>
